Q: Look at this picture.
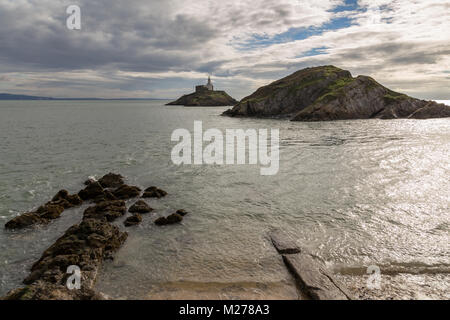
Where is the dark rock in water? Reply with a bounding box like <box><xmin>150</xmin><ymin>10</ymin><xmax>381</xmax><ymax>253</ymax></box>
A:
<box><xmin>36</xmin><ymin>204</ymin><xmax>65</xmax><ymax>220</ymax></box>
<box><xmin>129</xmin><ymin>200</ymin><xmax>153</xmax><ymax>214</ymax></box>
<box><xmin>98</xmin><ymin>173</ymin><xmax>124</xmax><ymax>189</ymax></box>
<box><xmin>5</xmin><ymin>212</ymin><xmax>44</xmax><ymax>230</ymax></box>
<box><xmin>78</xmin><ymin>181</ymin><xmax>105</xmax><ymax>201</ymax></box>
<box><xmin>167</xmin><ymin>213</ymin><xmax>183</xmax><ymax>224</ymax></box>
<box><xmin>3</xmin><ymin>217</ymin><xmax>128</xmax><ymax>300</ymax></box>
<box><xmin>270</xmin><ymin>231</ymin><xmax>301</xmax><ymax>254</ymax></box>
<box><xmin>83</xmin><ymin>200</ymin><xmax>126</xmax><ymax>222</ymax></box>
<box><xmin>282</xmin><ymin>254</ymin><xmax>352</xmax><ymax>300</ymax></box>
<box><xmin>176</xmin><ymin>209</ymin><xmax>188</xmax><ymax>216</ymax></box>
<box><xmin>155</xmin><ymin>213</ymin><xmax>183</xmax><ymax>226</ymax></box>
<box><xmin>142</xmin><ymin>186</ymin><xmax>167</xmax><ymax>199</ymax></box>
<box><xmin>5</xmin><ymin>190</ymin><xmax>81</xmax><ymax>230</ymax></box>
<box><xmin>112</xmin><ymin>185</ymin><xmax>141</xmax><ymax>200</ymax></box>
<box><xmin>124</xmin><ymin>214</ymin><xmax>142</xmax><ymax>227</ymax></box>
<box><xmin>51</xmin><ymin>190</ymin><xmax>82</xmax><ymax>207</ymax></box>
<box><xmin>93</xmin><ymin>190</ymin><xmax>117</xmax><ymax>204</ymax></box>
<box><xmin>167</xmin><ymin>90</ymin><xmax>238</xmax><ymax>106</ymax></box>
<box><xmin>223</xmin><ymin>65</ymin><xmax>450</xmax><ymax>121</ymax></box>
<box><xmin>51</xmin><ymin>190</ymin><xmax>69</xmax><ymax>202</ymax></box>
<box><xmin>84</xmin><ymin>178</ymin><xmax>96</xmax><ymax>186</ymax></box>
<box><xmin>154</xmin><ymin>217</ymin><xmax>168</xmax><ymax>226</ymax></box>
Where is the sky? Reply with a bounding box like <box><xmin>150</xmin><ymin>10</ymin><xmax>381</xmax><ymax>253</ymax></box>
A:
<box><xmin>0</xmin><ymin>0</ymin><xmax>449</xmax><ymax>100</ymax></box>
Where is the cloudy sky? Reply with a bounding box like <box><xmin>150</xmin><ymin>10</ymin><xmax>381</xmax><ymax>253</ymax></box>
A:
<box><xmin>0</xmin><ymin>0</ymin><xmax>449</xmax><ymax>99</ymax></box>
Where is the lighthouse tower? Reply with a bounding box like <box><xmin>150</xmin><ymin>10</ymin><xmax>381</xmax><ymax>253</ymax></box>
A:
<box><xmin>206</xmin><ymin>76</ymin><xmax>214</xmax><ymax>91</ymax></box>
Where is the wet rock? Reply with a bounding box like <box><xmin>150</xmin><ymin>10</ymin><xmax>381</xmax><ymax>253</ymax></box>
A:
<box><xmin>84</xmin><ymin>178</ymin><xmax>96</xmax><ymax>186</ymax></box>
<box><xmin>142</xmin><ymin>186</ymin><xmax>167</xmax><ymax>199</ymax></box>
<box><xmin>83</xmin><ymin>200</ymin><xmax>126</xmax><ymax>222</ymax></box>
<box><xmin>176</xmin><ymin>209</ymin><xmax>188</xmax><ymax>216</ymax></box>
<box><xmin>270</xmin><ymin>231</ymin><xmax>301</xmax><ymax>254</ymax></box>
<box><xmin>167</xmin><ymin>213</ymin><xmax>183</xmax><ymax>224</ymax></box>
<box><xmin>93</xmin><ymin>190</ymin><xmax>117</xmax><ymax>204</ymax></box>
<box><xmin>3</xmin><ymin>217</ymin><xmax>128</xmax><ymax>300</ymax></box>
<box><xmin>129</xmin><ymin>200</ymin><xmax>153</xmax><ymax>214</ymax></box>
<box><xmin>98</xmin><ymin>173</ymin><xmax>125</xmax><ymax>189</ymax></box>
<box><xmin>124</xmin><ymin>214</ymin><xmax>142</xmax><ymax>227</ymax></box>
<box><xmin>282</xmin><ymin>254</ymin><xmax>352</xmax><ymax>300</ymax></box>
<box><xmin>5</xmin><ymin>212</ymin><xmax>44</xmax><ymax>230</ymax></box>
<box><xmin>78</xmin><ymin>181</ymin><xmax>105</xmax><ymax>201</ymax></box>
<box><xmin>154</xmin><ymin>213</ymin><xmax>183</xmax><ymax>226</ymax></box>
<box><xmin>51</xmin><ymin>190</ymin><xmax>83</xmax><ymax>207</ymax></box>
<box><xmin>112</xmin><ymin>184</ymin><xmax>141</xmax><ymax>200</ymax></box>
<box><xmin>36</xmin><ymin>204</ymin><xmax>65</xmax><ymax>220</ymax></box>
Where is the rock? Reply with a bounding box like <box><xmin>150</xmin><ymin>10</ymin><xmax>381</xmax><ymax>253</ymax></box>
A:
<box><xmin>154</xmin><ymin>217</ymin><xmax>168</xmax><ymax>226</ymax></box>
<box><xmin>124</xmin><ymin>214</ymin><xmax>142</xmax><ymax>227</ymax></box>
<box><xmin>155</xmin><ymin>213</ymin><xmax>183</xmax><ymax>226</ymax></box>
<box><xmin>3</xmin><ymin>217</ymin><xmax>128</xmax><ymax>300</ymax></box>
<box><xmin>98</xmin><ymin>173</ymin><xmax>125</xmax><ymax>189</ymax></box>
<box><xmin>4</xmin><ymin>190</ymin><xmax>81</xmax><ymax>230</ymax></box>
<box><xmin>176</xmin><ymin>209</ymin><xmax>188</xmax><ymax>216</ymax></box>
<box><xmin>50</xmin><ymin>190</ymin><xmax>83</xmax><ymax>208</ymax></box>
<box><xmin>270</xmin><ymin>231</ymin><xmax>301</xmax><ymax>254</ymax></box>
<box><xmin>83</xmin><ymin>200</ymin><xmax>126</xmax><ymax>222</ymax></box>
<box><xmin>36</xmin><ymin>204</ymin><xmax>65</xmax><ymax>220</ymax></box>
<box><xmin>78</xmin><ymin>181</ymin><xmax>105</xmax><ymax>201</ymax></box>
<box><xmin>167</xmin><ymin>213</ymin><xmax>183</xmax><ymax>224</ymax></box>
<box><xmin>5</xmin><ymin>212</ymin><xmax>44</xmax><ymax>230</ymax></box>
<box><xmin>51</xmin><ymin>190</ymin><xmax>69</xmax><ymax>202</ymax></box>
<box><xmin>112</xmin><ymin>184</ymin><xmax>141</xmax><ymax>200</ymax></box>
<box><xmin>282</xmin><ymin>253</ymin><xmax>352</xmax><ymax>300</ymax></box>
<box><xmin>84</xmin><ymin>178</ymin><xmax>96</xmax><ymax>186</ymax></box>
<box><xmin>93</xmin><ymin>190</ymin><xmax>117</xmax><ymax>203</ymax></box>
<box><xmin>142</xmin><ymin>186</ymin><xmax>167</xmax><ymax>199</ymax></box>
<box><xmin>167</xmin><ymin>90</ymin><xmax>238</xmax><ymax>106</ymax></box>
<box><xmin>129</xmin><ymin>200</ymin><xmax>153</xmax><ymax>214</ymax></box>
<box><xmin>223</xmin><ymin>65</ymin><xmax>450</xmax><ymax>121</ymax></box>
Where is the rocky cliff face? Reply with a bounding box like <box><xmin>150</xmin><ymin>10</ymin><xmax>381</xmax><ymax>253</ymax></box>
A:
<box><xmin>223</xmin><ymin>66</ymin><xmax>450</xmax><ymax>121</ymax></box>
<box><xmin>167</xmin><ymin>90</ymin><xmax>238</xmax><ymax>106</ymax></box>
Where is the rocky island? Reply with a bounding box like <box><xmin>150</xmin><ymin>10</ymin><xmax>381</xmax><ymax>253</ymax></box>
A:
<box><xmin>167</xmin><ymin>76</ymin><xmax>238</xmax><ymax>106</ymax></box>
<box><xmin>223</xmin><ymin>66</ymin><xmax>450</xmax><ymax>121</ymax></box>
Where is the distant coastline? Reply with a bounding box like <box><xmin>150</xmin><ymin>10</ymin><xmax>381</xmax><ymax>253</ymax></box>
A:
<box><xmin>0</xmin><ymin>93</ymin><xmax>171</xmax><ymax>101</ymax></box>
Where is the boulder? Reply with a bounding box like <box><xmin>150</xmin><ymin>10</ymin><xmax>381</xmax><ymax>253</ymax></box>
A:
<box><xmin>154</xmin><ymin>213</ymin><xmax>183</xmax><ymax>226</ymax></box>
<box><xmin>78</xmin><ymin>181</ymin><xmax>105</xmax><ymax>201</ymax></box>
<box><xmin>176</xmin><ymin>209</ymin><xmax>188</xmax><ymax>216</ymax></box>
<box><xmin>124</xmin><ymin>214</ymin><xmax>142</xmax><ymax>227</ymax></box>
<box><xmin>112</xmin><ymin>185</ymin><xmax>141</xmax><ymax>200</ymax></box>
<box><xmin>129</xmin><ymin>200</ymin><xmax>153</xmax><ymax>214</ymax></box>
<box><xmin>142</xmin><ymin>186</ymin><xmax>167</xmax><ymax>199</ymax></box>
<box><xmin>83</xmin><ymin>200</ymin><xmax>126</xmax><ymax>222</ymax></box>
<box><xmin>98</xmin><ymin>173</ymin><xmax>125</xmax><ymax>189</ymax></box>
<box><xmin>5</xmin><ymin>212</ymin><xmax>44</xmax><ymax>230</ymax></box>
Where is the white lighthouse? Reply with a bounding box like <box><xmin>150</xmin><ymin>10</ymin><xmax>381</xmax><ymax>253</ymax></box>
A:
<box><xmin>206</xmin><ymin>76</ymin><xmax>214</xmax><ymax>91</ymax></box>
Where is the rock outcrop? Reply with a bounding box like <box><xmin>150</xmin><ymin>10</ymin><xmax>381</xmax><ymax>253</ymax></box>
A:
<box><xmin>2</xmin><ymin>218</ymin><xmax>128</xmax><ymax>300</ymax></box>
<box><xmin>5</xmin><ymin>190</ymin><xmax>82</xmax><ymax>230</ymax></box>
<box><xmin>129</xmin><ymin>200</ymin><xmax>153</xmax><ymax>214</ymax></box>
<box><xmin>167</xmin><ymin>90</ymin><xmax>238</xmax><ymax>106</ymax></box>
<box><xmin>223</xmin><ymin>65</ymin><xmax>450</xmax><ymax>121</ymax></box>
<box><xmin>142</xmin><ymin>186</ymin><xmax>167</xmax><ymax>199</ymax></box>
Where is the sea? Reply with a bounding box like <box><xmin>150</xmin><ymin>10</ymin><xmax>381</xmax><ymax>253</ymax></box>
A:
<box><xmin>0</xmin><ymin>100</ymin><xmax>449</xmax><ymax>299</ymax></box>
